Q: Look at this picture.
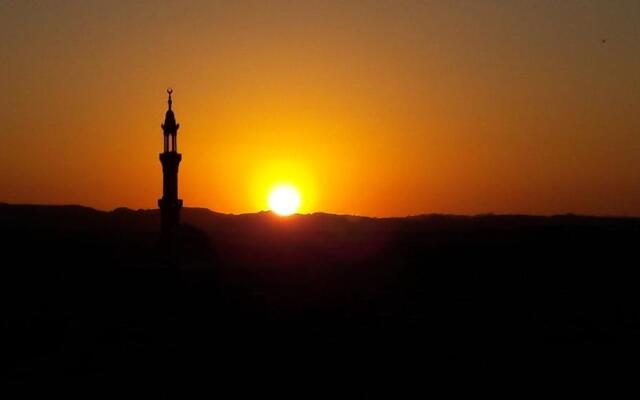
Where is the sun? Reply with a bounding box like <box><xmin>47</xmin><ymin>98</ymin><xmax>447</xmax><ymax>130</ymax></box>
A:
<box><xmin>268</xmin><ymin>184</ymin><xmax>301</xmax><ymax>216</ymax></box>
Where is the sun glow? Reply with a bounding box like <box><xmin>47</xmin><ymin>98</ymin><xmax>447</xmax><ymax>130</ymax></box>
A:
<box><xmin>268</xmin><ymin>185</ymin><xmax>301</xmax><ymax>216</ymax></box>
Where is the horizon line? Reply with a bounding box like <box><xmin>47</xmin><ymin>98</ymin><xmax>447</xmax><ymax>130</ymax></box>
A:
<box><xmin>2</xmin><ymin>201</ymin><xmax>639</xmax><ymax>220</ymax></box>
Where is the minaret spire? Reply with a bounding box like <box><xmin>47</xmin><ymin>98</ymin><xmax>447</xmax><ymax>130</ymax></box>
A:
<box><xmin>161</xmin><ymin>88</ymin><xmax>179</xmax><ymax>152</ymax></box>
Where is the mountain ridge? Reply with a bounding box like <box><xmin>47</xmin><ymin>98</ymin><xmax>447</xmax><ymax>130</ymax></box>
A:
<box><xmin>2</xmin><ymin>201</ymin><xmax>637</xmax><ymax>222</ymax></box>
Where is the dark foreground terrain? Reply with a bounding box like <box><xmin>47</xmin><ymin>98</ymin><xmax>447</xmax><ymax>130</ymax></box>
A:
<box><xmin>2</xmin><ymin>203</ymin><xmax>640</xmax><ymax>381</ymax></box>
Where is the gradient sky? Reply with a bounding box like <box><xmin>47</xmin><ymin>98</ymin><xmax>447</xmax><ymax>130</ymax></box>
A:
<box><xmin>1</xmin><ymin>0</ymin><xmax>639</xmax><ymax>216</ymax></box>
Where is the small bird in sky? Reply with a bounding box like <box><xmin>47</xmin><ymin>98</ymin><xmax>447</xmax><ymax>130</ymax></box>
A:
<box><xmin>602</xmin><ymin>39</ymin><xmax>607</xmax><ymax>44</ymax></box>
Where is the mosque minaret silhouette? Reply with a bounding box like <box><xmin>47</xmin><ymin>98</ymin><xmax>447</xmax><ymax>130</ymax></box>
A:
<box><xmin>158</xmin><ymin>88</ymin><xmax>183</xmax><ymax>238</ymax></box>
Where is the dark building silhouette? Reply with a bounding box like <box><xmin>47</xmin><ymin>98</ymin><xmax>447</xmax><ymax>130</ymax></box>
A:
<box><xmin>158</xmin><ymin>89</ymin><xmax>183</xmax><ymax>239</ymax></box>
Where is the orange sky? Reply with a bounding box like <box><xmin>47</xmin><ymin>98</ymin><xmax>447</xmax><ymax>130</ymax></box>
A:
<box><xmin>1</xmin><ymin>1</ymin><xmax>640</xmax><ymax>216</ymax></box>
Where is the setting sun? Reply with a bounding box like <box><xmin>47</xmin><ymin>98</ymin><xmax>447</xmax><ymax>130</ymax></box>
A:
<box><xmin>268</xmin><ymin>185</ymin><xmax>301</xmax><ymax>216</ymax></box>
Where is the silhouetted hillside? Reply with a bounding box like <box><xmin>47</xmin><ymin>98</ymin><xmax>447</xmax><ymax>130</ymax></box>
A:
<box><xmin>2</xmin><ymin>203</ymin><xmax>640</xmax><ymax>381</ymax></box>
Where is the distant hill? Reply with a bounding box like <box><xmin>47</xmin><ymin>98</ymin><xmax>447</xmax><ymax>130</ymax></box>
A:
<box><xmin>3</xmin><ymin>202</ymin><xmax>636</xmax><ymax>243</ymax></box>
<box><xmin>2</xmin><ymin>202</ymin><xmax>637</xmax><ymax>269</ymax></box>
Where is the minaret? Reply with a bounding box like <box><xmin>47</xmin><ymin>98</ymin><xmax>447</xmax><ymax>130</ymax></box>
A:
<box><xmin>158</xmin><ymin>88</ymin><xmax>183</xmax><ymax>238</ymax></box>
